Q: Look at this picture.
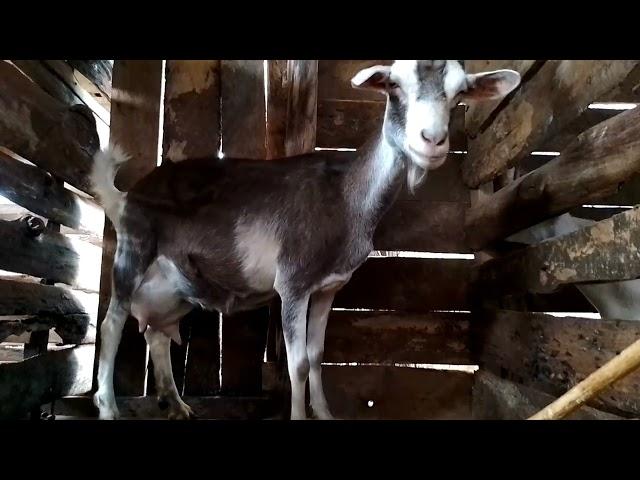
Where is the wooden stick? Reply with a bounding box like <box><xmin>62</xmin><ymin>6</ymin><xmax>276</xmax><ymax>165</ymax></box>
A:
<box><xmin>528</xmin><ymin>337</ymin><xmax>640</xmax><ymax>420</ymax></box>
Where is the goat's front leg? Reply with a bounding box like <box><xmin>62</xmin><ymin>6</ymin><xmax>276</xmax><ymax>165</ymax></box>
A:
<box><xmin>307</xmin><ymin>289</ymin><xmax>338</xmax><ymax>420</ymax></box>
<box><xmin>279</xmin><ymin>291</ymin><xmax>311</xmax><ymax>420</ymax></box>
<box><xmin>144</xmin><ymin>327</ymin><xmax>195</xmax><ymax>420</ymax></box>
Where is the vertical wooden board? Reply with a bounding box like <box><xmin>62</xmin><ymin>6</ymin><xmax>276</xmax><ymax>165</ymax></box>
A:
<box><xmin>283</xmin><ymin>60</ymin><xmax>318</xmax><ymax>156</ymax></box>
<box><xmin>184</xmin><ymin>309</ymin><xmax>220</xmax><ymax>395</ymax></box>
<box><xmin>162</xmin><ymin>60</ymin><xmax>221</xmax><ymax>161</ymax></box>
<box><xmin>221</xmin><ymin>61</ymin><xmax>267</xmax><ymax>159</ymax></box>
<box><xmin>323</xmin><ymin>366</ymin><xmax>472</xmax><ymax>419</ymax></box>
<box><xmin>95</xmin><ymin>60</ymin><xmax>163</xmax><ymax>396</ymax></box>
<box><xmin>161</xmin><ymin>60</ymin><xmax>222</xmax><ymax>395</ymax></box>
<box><xmin>220</xmin><ymin>307</ymin><xmax>269</xmax><ymax>395</ymax></box>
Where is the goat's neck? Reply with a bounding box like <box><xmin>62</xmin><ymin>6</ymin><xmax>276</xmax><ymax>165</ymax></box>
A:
<box><xmin>345</xmin><ymin>131</ymin><xmax>405</xmax><ymax>229</ymax></box>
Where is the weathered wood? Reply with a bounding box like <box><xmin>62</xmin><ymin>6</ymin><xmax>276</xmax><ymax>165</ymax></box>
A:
<box><xmin>0</xmin><ymin>314</ymin><xmax>91</xmax><ymax>343</ymax></box>
<box><xmin>323</xmin><ymin>366</ymin><xmax>472</xmax><ymax>419</ymax></box>
<box><xmin>281</xmin><ymin>60</ymin><xmax>318</xmax><ymax>156</ymax></box>
<box><xmin>65</xmin><ymin>60</ymin><xmax>113</xmax><ymax>99</ymax></box>
<box><xmin>0</xmin><ymin>61</ymin><xmax>100</xmax><ymax>193</ymax></box>
<box><xmin>0</xmin><ymin>278</ymin><xmax>89</xmax><ymax>316</ymax></box>
<box><xmin>464</xmin><ymin>60</ymin><xmax>541</xmax><ymax>138</ymax></box>
<box><xmin>221</xmin><ymin>61</ymin><xmax>267</xmax><ymax>159</ymax></box>
<box><xmin>466</xmin><ymin>106</ymin><xmax>640</xmax><ymax>250</ymax></box>
<box><xmin>324</xmin><ymin>311</ymin><xmax>470</xmax><ymax>364</ymax></box>
<box><xmin>477</xmin><ymin>208</ymin><xmax>640</xmax><ymax>296</ymax></box>
<box><xmin>0</xmin><ymin>218</ymin><xmax>101</xmax><ymax>291</ymax></box>
<box><xmin>162</xmin><ymin>60</ymin><xmax>221</xmax><ymax>161</ymax></box>
<box><xmin>0</xmin><ymin>148</ymin><xmax>103</xmax><ymax>235</ymax></box>
<box><xmin>334</xmin><ymin>257</ymin><xmax>471</xmax><ymax>311</ymax></box>
<box><xmin>12</xmin><ymin>60</ymin><xmax>81</xmax><ymax>107</ymax></box>
<box><xmin>473</xmin><ymin>309</ymin><xmax>640</xmax><ymax>417</ymax></box>
<box><xmin>317</xmin><ymin>101</ymin><xmax>466</xmax><ymax>150</ymax></box>
<box><xmin>318</xmin><ymin>60</ymin><xmax>392</xmax><ymax>102</ymax></box>
<box><xmin>0</xmin><ymin>344</ymin><xmax>94</xmax><ymax>419</ymax></box>
<box><xmin>49</xmin><ymin>394</ymin><xmax>275</xmax><ymax>419</ymax></box>
<box><xmin>463</xmin><ymin>60</ymin><xmax>640</xmax><ymax>188</ymax></box>
<box><xmin>220</xmin><ymin>307</ymin><xmax>269</xmax><ymax>395</ymax></box>
<box><xmin>183</xmin><ymin>309</ymin><xmax>220</xmax><ymax>395</ymax></box>
<box><xmin>472</xmin><ymin>370</ymin><xmax>623</xmax><ymax>420</ymax></box>
<box><xmin>95</xmin><ymin>60</ymin><xmax>164</xmax><ymax>396</ymax></box>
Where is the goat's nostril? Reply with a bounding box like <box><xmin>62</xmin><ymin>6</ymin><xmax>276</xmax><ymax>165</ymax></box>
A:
<box><xmin>436</xmin><ymin>135</ymin><xmax>448</xmax><ymax>147</ymax></box>
<box><xmin>420</xmin><ymin>130</ymin><xmax>432</xmax><ymax>143</ymax></box>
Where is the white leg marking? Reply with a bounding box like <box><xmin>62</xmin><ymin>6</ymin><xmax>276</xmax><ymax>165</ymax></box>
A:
<box><xmin>307</xmin><ymin>289</ymin><xmax>337</xmax><ymax>420</ymax></box>
<box><xmin>94</xmin><ymin>297</ymin><xmax>128</xmax><ymax>420</ymax></box>
<box><xmin>144</xmin><ymin>328</ymin><xmax>194</xmax><ymax>420</ymax></box>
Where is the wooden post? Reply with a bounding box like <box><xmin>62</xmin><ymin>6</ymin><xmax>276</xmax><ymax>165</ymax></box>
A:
<box><xmin>93</xmin><ymin>60</ymin><xmax>163</xmax><ymax>396</ymax></box>
<box><xmin>160</xmin><ymin>60</ymin><xmax>222</xmax><ymax>396</ymax></box>
<box><xmin>529</xmin><ymin>337</ymin><xmax>640</xmax><ymax>420</ymax></box>
<box><xmin>220</xmin><ymin>60</ymin><xmax>318</xmax><ymax>396</ymax></box>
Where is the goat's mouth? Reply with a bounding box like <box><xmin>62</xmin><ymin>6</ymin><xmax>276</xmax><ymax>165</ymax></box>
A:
<box><xmin>408</xmin><ymin>148</ymin><xmax>448</xmax><ymax>170</ymax></box>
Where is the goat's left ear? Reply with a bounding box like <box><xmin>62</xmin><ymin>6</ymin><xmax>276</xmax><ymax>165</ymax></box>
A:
<box><xmin>351</xmin><ymin>65</ymin><xmax>392</xmax><ymax>93</ymax></box>
<box><xmin>462</xmin><ymin>69</ymin><xmax>521</xmax><ymax>102</ymax></box>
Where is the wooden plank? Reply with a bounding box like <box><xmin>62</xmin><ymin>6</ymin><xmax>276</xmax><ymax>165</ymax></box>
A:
<box><xmin>65</xmin><ymin>60</ymin><xmax>113</xmax><ymax>99</ymax></box>
<box><xmin>464</xmin><ymin>60</ymin><xmax>541</xmax><ymax>138</ymax></box>
<box><xmin>477</xmin><ymin>208</ymin><xmax>640</xmax><ymax>296</ymax></box>
<box><xmin>49</xmin><ymin>394</ymin><xmax>275</xmax><ymax>419</ymax></box>
<box><xmin>183</xmin><ymin>309</ymin><xmax>220</xmax><ymax>395</ymax></box>
<box><xmin>220</xmin><ymin>307</ymin><xmax>269</xmax><ymax>395</ymax></box>
<box><xmin>221</xmin><ymin>60</ymin><xmax>267</xmax><ymax>159</ymax></box>
<box><xmin>323</xmin><ymin>365</ymin><xmax>472</xmax><ymax>419</ymax></box>
<box><xmin>0</xmin><ymin>344</ymin><xmax>93</xmax><ymax>419</ymax></box>
<box><xmin>0</xmin><ymin>61</ymin><xmax>100</xmax><ymax>194</ymax></box>
<box><xmin>0</xmin><ymin>218</ymin><xmax>101</xmax><ymax>291</ymax></box>
<box><xmin>281</xmin><ymin>60</ymin><xmax>318</xmax><ymax>156</ymax></box>
<box><xmin>472</xmin><ymin>370</ymin><xmax>624</xmax><ymax>420</ymax></box>
<box><xmin>159</xmin><ymin>60</ymin><xmax>222</xmax><ymax>397</ymax></box>
<box><xmin>95</xmin><ymin>60</ymin><xmax>163</xmax><ymax>396</ymax></box>
<box><xmin>318</xmin><ymin>60</ymin><xmax>391</xmax><ymax>102</ymax></box>
<box><xmin>324</xmin><ymin>311</ymin><xmax>470</xmax><ymax>364</ymax></box>
<box><xmin>463</xmin><ymin>60</ymin><xmax>640</xmax><ymax>188</ymax></box>
<box><xmin>466</xmin><ymin>106</ymin><xmax>640</xmax><ymax>250</ymax></box>
<box><xmin>0</xmin><ymin>314</ymin><xmax>92</xmax><ymax>344</ymax></box>
<box><xmin>0</xmin><ymin>278</ymin><xmax>88</xmax><ymax>316</ymax></box>
<box><xmin>12</xmin><ymin>60</ymin><xmax>81</xmax><ymax>107</ymax></box>
<box><xmin>473</xmin><ymin>309</ymin><xmax>640</xmax><ymax>417</ymax></box>
<box><xmin>317</xmin><ymin>101</ymin><xmax>466</xmax><ymax>150</ymax></box>
<box><xmin>334</xmin><ymin>257</ymin><xmax>471</xmax><ymax>311</ymax></box>
<box><xmin>0</xmin><ymin>148</ymin><xmax>103</xmax><ymax>235</ymax></box>
<box><xmin>162</xmin><ymin>60</ymin><xmax>220</xmax><ymax>161</ymax></box>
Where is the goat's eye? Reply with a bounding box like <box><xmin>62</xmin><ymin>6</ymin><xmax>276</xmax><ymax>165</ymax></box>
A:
<box><xmin>388</xmin><ymin>81</ymin><xmax>400</xmax><ymax>90</ymax></box>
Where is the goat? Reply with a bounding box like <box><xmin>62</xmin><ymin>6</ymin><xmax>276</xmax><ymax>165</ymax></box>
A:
<box><xmin>507</xmin><ymin>212</ymin><xmax>640</xmax><ymax>321</ymax></box>
<box><xmin>91</xmin><ymin>60</ymin><xmax>521</xmax><ymax>420</ymax></box>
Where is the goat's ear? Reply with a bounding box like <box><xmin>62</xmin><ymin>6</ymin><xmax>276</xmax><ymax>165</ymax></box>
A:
<box><xmin>351</xmin><ymin>65</ymin><xmax>392</xmax><ymax>93</ymax></box>
<box><xmin>462</xmin><ymin>69</ymin><xmax>521</xmax><ymax>102</ymax></box>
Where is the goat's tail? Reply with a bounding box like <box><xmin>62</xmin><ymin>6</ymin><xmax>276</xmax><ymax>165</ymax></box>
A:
<box><xmin>91</xmin><ymin>144</ymin><xmax>129</xmax><ymax>227</ymax></box>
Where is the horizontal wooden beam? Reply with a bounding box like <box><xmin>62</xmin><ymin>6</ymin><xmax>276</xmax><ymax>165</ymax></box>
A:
<box><xmin>472</xmin><ymin>370</ymin><xmax>623</xmax><ymax>420</ymax></box>
<box><xmin>476</xmin><ymin>208</ymin><xmax>640</xmax><ymax>296</ymax></box>
<box><xmin>0</xmin><ymin>148</ymin><xmax>103</xmax><ymax>235</ymax></box>
<box><xmin>463</xmin><ymin>60</ymin><xmax>640</xmax><ymax>188</ymax></box>
<box><xmin>464</xmin><ymin>60</ymin><xmax>542</xmax><ymax>138</ymax></box>
<box><xmin>465</xmin><ymin>106</ymin><xmax>640</xmax><ymax>250</ymax></box>
<box><xmin>0</xmin><ymin>218</ymin><xmax>101</xmax><ymax>291</ymax></box>
<box><xmin>0</xmin><ymin>278</ymin><xmax>90</xmax><ymax>316</ymax></box>
<box><xmin>0</xmin><ymin>61</ymin><xmax>100</xmax><ymax>194</ymax></box>
<box><xmin>324</xmin><ymin>311</ymin><xmax>470</xmax><ymax>364</ymax></box>
<box><xmin>0</xmin><ymin>344</ymin><xmax>93</xmax><ymax>419</ymax></box>
<box><xmin>473</xmin><ymin>309</ymin><xmax>640</xmax><ymax>417</ymax></box>
<box><xmin>0</xmin><ymin>313</ymin><xmax>93</xmax><ymax>344</ymax></box>
<box><xmin>334</xmin><ymin>257</ymin><xmax>471</xmax><ymax>311</ymax></box>
<box><xmin>65</xmin><ymin>60</ymin><xmax>113</xmax><ymax>99</ymax></box>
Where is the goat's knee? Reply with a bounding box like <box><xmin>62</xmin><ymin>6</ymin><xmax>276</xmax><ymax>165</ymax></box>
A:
<box><xmin>292</xmin><ymin>356</ymin><xmax>310</xmax><ymax>382</ymax></box>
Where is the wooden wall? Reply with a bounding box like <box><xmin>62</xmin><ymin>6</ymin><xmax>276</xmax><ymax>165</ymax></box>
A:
<box><xmin>465</xmin><ymin>60</ymin><xmax>640</xmax><ymax>420</ymax></box>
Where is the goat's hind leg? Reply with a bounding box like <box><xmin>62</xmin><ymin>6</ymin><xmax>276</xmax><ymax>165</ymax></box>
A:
<box><xmin>144</xmin><ymin>326</ymin><xmax>196</xmax><ymax>420</ymax></box>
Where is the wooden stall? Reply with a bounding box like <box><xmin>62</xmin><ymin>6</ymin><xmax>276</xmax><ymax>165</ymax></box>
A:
<box><xmin>465</xmin><ymin>60</ymin><xmax>640</xmax><ymax>420</ymax></box>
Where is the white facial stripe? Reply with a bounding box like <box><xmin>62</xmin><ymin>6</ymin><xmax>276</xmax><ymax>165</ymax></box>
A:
<box><xmin>444</xmin><ymin>60</ymin><xmax>467</xmax><ymax>101</ymax></box>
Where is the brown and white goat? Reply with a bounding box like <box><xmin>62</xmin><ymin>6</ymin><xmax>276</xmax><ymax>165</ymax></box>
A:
<box><xmin>92</xmin><ymin>60</ymin><xmax>520</xmax><ymax>420</ymax></box>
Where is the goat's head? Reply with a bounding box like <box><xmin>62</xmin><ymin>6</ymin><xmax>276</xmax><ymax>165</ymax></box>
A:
<box><xmin>351</xmin><ymin>60</ymin><xmax>521</xmax><ymax>190</ymax></box>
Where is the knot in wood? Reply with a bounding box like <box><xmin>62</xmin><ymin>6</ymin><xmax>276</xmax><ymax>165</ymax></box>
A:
<box><xmin>22</xmin><ymin>215</ymin><xmax>45</xmax><ymax>237</ymax></box>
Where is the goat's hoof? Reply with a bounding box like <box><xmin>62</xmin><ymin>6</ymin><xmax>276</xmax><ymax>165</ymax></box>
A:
<box><xmin>94</xmin><ymin>391</ymin><xmax>120</xmax><ymax>420</ymax></box>
<box><xmin>167</xmin><ymin>400</ymin><xmax>196</xmax><ymax>420</ymax></box>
